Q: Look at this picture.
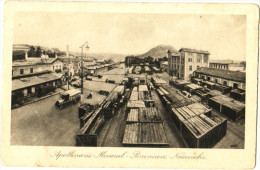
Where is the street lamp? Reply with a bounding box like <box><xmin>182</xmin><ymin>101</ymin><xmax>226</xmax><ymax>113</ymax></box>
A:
<box><xmin>80</xmin><ymin>41</ymin><xmax>89</xmax><ymax>103</ymax></box>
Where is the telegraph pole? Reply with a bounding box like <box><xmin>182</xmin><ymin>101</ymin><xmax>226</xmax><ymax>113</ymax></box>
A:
<box><xmin>80</xmin><ymin>41</ymin><xmax>89</xmax><ymax>103</ymax></box>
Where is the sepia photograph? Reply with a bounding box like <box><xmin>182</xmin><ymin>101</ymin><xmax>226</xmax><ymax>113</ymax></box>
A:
<box><xmin>0</xmin><ymin>1</ymin><xmax>258</xmax><ymax>169</ymax></box>
<box><xmin>11</xmin><ymin>12</ymin><xmax>246</xmax><ymax>149</ymax></box>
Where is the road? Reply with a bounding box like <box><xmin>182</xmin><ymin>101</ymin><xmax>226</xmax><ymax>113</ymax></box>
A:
<box><xmin>11</xmin><ymin>93</ymin><xmax>80</xmax><ymax>146</ymax></box>
<box><xmin>11</xmin><ymin>64</ymin><xmax>126</xmax><ymax>146</ymax></box>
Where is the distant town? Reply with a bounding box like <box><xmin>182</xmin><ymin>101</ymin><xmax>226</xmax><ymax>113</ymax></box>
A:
<box><xmin>11</xmin><ymin>43</ymin><xmax>245</xmax><ymax>149</ymax></box>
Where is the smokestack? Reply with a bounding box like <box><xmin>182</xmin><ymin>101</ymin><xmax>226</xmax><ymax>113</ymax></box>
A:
<box><xmin>66</xmin><ymin>44</ymin><xmax>69</xmax><ymax>57</ymax></box>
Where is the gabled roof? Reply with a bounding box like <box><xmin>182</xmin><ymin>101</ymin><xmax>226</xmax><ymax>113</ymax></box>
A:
<box><xmin>12</xmin><ymin>73</ymin><xmax>60</xmax><ymax>91</ymax></box>
<box><xmin>195</xmin><ymin>67</ymin><xmax>245</xmax><ymax>82</ymax></box>
<box><xmin>179</xmin><ymin>48</ymin><xmax>210</xmax><ymax>55</ymax></box>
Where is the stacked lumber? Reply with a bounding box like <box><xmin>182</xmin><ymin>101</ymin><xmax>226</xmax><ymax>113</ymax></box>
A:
<box><xmin>208</xmin><ymin>95</ymin><xmax>245</xmax><ymax>121</ymax></box>
<box><xmin>159</xmin><ymin>84</ymin><xmax>194</xmax><ymax>108</ymax></box>
<box><xmin>130</xmin><ymin>87</ymin><xmax>139</xmax><ymax>101</ymax></box>
<box><xmin>181</xmin><ymin>114</ymin><xmax>227</xmax><ymax>148</ymax></box>
<box><xmin>127</xmin><ymin>100</ymin><xmax>146</xmax><ymax>108</ymax></box>
<box><xmin>139</xmin><ymin>91</ymin><xmax>151</xmax><ymax>101</ymax></box>
<box><xmin>126</xmin><ymin>109</ymin><xmax>139</xmax><ymax>122</ymax></box>
<box><xmin>126</xmin><ymin>107</ymin><xmax>162</xmax><ymax>123</ymax></box>
<box><xmin>122</xmin><ymin>122</ymin><xmax>169</xmax><ymax>146</ymax></box>
<box><xmin>139</xmin><ymin>85</ymin><xmax>148</xmax><ymax>92</ymax></box>
<box><xmin>168</xmin><ymin>102</ymin><xmax>226</xmax><ymax>148</ymax></box>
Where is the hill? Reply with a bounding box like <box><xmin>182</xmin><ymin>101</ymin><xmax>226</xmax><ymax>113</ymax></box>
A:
<box><xmin>137</xmin><ymin>45</ymin><xmax>177</xmax><ymax>58</ymax></box>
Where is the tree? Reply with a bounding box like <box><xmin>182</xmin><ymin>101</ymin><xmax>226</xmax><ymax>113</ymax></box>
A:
<box><xmin>240</xmin><ymin>61</ymin><xmax>246</xmax><ymax>69</ymax></box>
<box><xmin>144</xmin><ymin>56</ymin><xmax>154</xmax><ymax>64</ymax></box>
<box><xmin>27</xmin><ymin>46</ymin><xmax>36</xmax><ymax>57</ymax></box>
<box><xmin>35</xmin><ymin>46</ymin><xmax>42</xmax><ymax>57</ymax></box>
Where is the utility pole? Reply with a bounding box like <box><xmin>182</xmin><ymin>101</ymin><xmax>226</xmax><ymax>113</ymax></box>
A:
<box><xmin>80</xmin><ymin>41</ymin><xmax>89</xmax><ymax>103</ymax></box>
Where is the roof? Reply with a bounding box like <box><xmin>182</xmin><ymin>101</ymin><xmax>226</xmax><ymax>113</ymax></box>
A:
<box><xmin>179</xmin><ymin>48</ymin><xmax>210</xmax><ymax>55</ymax></box>
<box><xmin>210</xmin><ymin>95</ymin><xmax>245</xmax><ymax>112</ymax></box>
<box><xmin>195</xmin><ymin>67</ymin><xmax>245</xmax><ymax>82</ymax></box>
<box><xmin>12</xmin><ymin>73</ymin><xmax>61</xmax><ymax>91</ymax></box>
<box><xmin>168</xmin><ymin>51</ymin><xmax>181</xmax><ymax>56</ymax></box>
<box><xmin>209</xmin><ymin>60</ymin><xmax>234</xmax><ymax>64</ymax></box>
<box><xmin>12</xmin><ymin>58</ymin><xmax>60</xmax><ymax>67</ymax></box>
<box><xmin>186</xmin><ymin>83</ymin><xmax>202</xmax><ymax>90</ymax></box>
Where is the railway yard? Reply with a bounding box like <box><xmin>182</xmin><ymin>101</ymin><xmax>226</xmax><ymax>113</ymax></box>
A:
<box><xmin>76</xmin><ymin>65</ymin><xmax>245</xmax><ymax>148</ymax></box>
<box><xmin>11</xmin><ymin>64</ymin><xmax>245</xmax><ymax>148</ymax></box>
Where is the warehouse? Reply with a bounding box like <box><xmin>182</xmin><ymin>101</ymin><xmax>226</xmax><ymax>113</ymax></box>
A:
<box><xmin>12</xmin><ymin>71</ymin><xmax>63</xmax><ymax>106</ymax></box>
<box><xmin>193</xmin><ymin>67</ymin><xmax>245</xmax><ymax>91</ymax></box>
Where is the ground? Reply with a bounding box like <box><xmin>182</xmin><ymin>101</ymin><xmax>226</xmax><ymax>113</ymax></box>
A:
<box><xmin>11</xmin><ymin>67</ymin><xmax>245</xmax><ymax>148</ymax></box>
<box><xmin>11</xmin><ymin>64</ymin><xmax>125</xmax><ymax>146</ymax></box>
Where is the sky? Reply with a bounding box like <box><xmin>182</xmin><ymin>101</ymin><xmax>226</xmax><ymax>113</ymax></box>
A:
<box><xmin>13</xmin><ymin>12</ymin><xmax>246</xmax><ymax>61</ymax></box>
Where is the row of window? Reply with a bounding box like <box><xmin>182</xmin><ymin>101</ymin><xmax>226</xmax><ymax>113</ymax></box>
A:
<box><xmin>189</xmin><ymin>65</ymin><xmax>200</xmax><ymax>71</ymax></box>
<box><xmin>19</xmin><ymin>68</ymin><xmax>34</xmax><ymax>75</ymax></box>
<box><xmin>13</xmin><ymin>64</ymin><xmax>63</xmax><ymax>76</ymax></box>
<box><xmin>188</xmin><ymin>58</ymin><xmax>203</xmax><ymax>63</ymax></box>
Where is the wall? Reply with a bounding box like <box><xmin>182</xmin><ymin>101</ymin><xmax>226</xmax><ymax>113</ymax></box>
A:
<box><xmin>12</xmin><ymin>64</ymin><xmax>52</xmax><ymax>76</ymax></box>
<box><xmin>197</xmin><ymin>73</ymin><xmax>245</xmax><ymax>90</ymax></box>
<box><xmin>184</xmin><ymin>52</ymin><xmax>209</xmax><ymax>80</ymax></box>
<box><xmin>52</xmin><ymin>60</ymin><xmax>64</xmax><ymax>71</ymax></box>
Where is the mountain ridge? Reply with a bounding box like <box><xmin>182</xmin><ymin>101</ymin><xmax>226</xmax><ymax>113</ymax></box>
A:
<box><xmin>136</xmin><ymin>45</ymin><xmax>177</xmax><ymax>58</ymax></box>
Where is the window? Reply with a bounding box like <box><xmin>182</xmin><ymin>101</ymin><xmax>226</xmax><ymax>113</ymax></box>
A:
<box><xmin>12</xmin><ymin>70</ymin><xmax>13</xmax><ymax>76</ymax></box>
<box><xmin>189</xmin><ymin>66</ymin><xmax>192</xmax><ymax>71</ymax></box>
<box><xmin>20</xmin><ymin>69</ymin><xmax>24</xmax><ymax>75</ymax></box>
<box><xmin>188</xmin><ymin>58</ymin><xmax>192</xmax><ymax>62</ymax></box>
<box><xmin>197</xmin><ymin>54</ymin><xmax>202</xmax><ymax>63</ymax></box>
<box><xmin>30</xmin><ymin>68</ymin><xmax>33</xmax><ymax>73</ymax></box>
<box><xmin>181</xmin><ymin>58</ymin><xmax>184</xmax><ymax>64</ymax></box>
<box><xmin>203</xmin><ymin>55</ymin><xmax>208</xmax><ymax>63</ymax></box>
<box><xmin>53</xmin><ymin>66</ymin><xmax>54</xmax><ymax>70</ymax></box>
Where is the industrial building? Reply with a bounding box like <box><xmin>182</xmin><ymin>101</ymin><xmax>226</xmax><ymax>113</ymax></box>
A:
<box><xmin>168</xmin><ymin>48</ymin><xmax>210</xmax><ymax>80</ymax></box>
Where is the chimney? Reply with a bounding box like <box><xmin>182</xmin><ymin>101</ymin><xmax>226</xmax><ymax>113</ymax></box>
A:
<box><xmin>25</xmin><ymin>51</ymin><xmax>28</xmax><ymax>60</ymax></box>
